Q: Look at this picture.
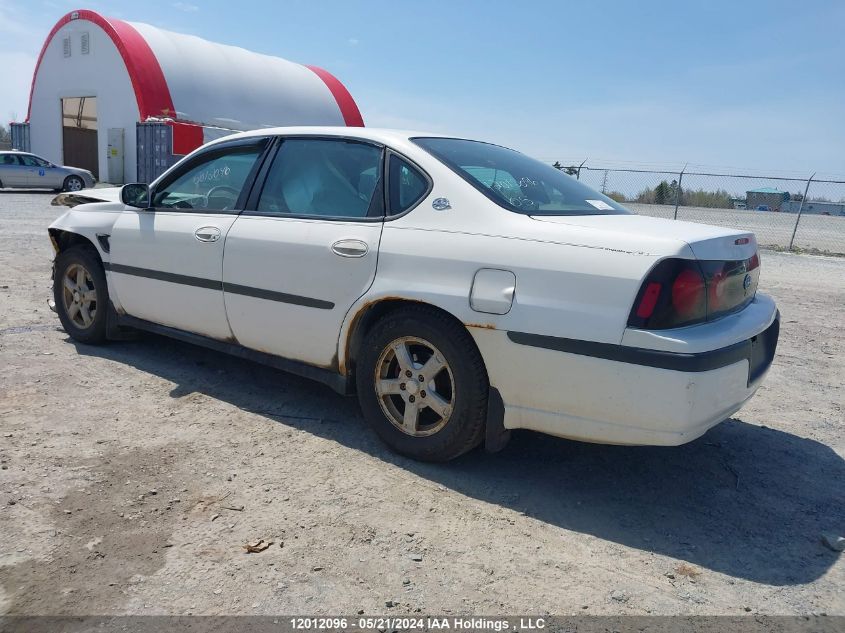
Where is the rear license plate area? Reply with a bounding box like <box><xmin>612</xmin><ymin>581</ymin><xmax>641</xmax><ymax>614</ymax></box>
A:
<box><xmin>748</xmin><ymin>314</ymin><xmax>780</xmax><ymax>386</ymax></box>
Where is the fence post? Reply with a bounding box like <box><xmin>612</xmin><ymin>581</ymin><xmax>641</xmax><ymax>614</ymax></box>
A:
<box><xmin>576</xmin><ymin>159</ymin><xmax>587</xmax><ymax>180</ymax></box>
<box><xmin>673</xmin><ymin>164</ymin><xmax>687</xmax><ymax>220</ymax></box>
<box><xmin>788</xmin><ymin>173</ymin><xmax>815</xmax><ymax>251</ymax></box>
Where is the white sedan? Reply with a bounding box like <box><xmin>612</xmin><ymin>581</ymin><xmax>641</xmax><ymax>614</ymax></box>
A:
<box><xmin>47</xmin><ymin>127</ymin><xmax>779</xmax><ymax>461</ymax></box>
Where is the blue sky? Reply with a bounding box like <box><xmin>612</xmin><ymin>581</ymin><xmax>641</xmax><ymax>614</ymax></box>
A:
<box><xmin>2</xmin><ymin>0</ymin><xmax>843</xmax><ymax>177</ymax></box>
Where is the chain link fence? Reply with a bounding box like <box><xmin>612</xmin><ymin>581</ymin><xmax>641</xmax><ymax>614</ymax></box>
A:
<box><xmin>558</xmin><ymin>163</ymin><xmax>845</xmax><ymax>256</ymax></box>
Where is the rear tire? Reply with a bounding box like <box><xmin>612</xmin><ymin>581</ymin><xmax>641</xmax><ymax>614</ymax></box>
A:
<box><xmin>356</xmin><ymin>306</ymin><xmax>488</xmax><ymax>462</ymax></box>
<box><xmin>53</xmin><ymin>245</ymin><xmax>109</xmax><ymax>344</ymax></box>
<box><xmin>63</xmin><ymin>176</ymin><xmax>85</xmax><ymax>192</ymax></box>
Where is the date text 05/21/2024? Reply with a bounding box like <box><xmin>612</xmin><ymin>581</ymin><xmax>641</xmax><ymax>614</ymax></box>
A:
<box><xmin>289</xmin><ymin>617</ymin><xmax>547</xmax><ymax>631</ymax></box>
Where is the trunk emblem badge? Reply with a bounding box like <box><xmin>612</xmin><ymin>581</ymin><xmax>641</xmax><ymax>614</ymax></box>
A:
<box><xmin>743</xmin><ymin>274</ymin><xmax>752</xmax><ymax>291</ymax></box>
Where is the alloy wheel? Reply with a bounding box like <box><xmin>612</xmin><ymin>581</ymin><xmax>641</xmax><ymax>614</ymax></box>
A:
<box><xmin>61</xmin><ymin>263</ymin><xmax>97</xmax><ymax>329</ymax></box>
<box><xmin>374</xmin><ymin>336</ymin><xmax>455</xmax><ymax>437</ymax></box>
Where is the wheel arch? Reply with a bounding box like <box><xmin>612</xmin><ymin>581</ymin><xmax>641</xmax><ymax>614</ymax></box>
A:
<box><xmin>49</xmin><ymin>228</ymin><xmax>102</xmax><ymax>258</ymax></box>
<box><xmin>340</xmin><ymin>296</ymin><xmax>488</xmax><ymax>385</ymax></box>
<box><xmin>62</xmin><ymin>174</ymin><xmax>85</xmax><ymax>189</ymax></box>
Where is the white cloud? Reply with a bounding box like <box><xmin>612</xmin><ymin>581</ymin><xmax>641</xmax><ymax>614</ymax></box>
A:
<box><xmin>347</xmin><ymin>38</ymin><xmax>359</xmax><ymax>46</ymax></box>
<box><xmin>173</xmin><ymin>2</ymin><xmax>199</xmax><ymax>12</ymax></box>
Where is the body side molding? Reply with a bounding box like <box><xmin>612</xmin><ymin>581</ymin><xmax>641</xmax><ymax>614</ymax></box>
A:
<box><xmin>104</xmin><ymin>262</ymin><xmax>334</xmax><ymax>309</ymax></box>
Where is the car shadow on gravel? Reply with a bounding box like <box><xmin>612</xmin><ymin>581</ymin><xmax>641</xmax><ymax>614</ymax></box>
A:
<box><xmin>74</xmin><ymin>334</ymin><xmax>844</xmax><ymax>587</ymax></box>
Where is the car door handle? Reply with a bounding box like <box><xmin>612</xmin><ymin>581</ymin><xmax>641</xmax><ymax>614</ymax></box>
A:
<box><xmin>331</xmin><ymin>239</ymin><xmax>369</xmax><ymax>258</ymax></box>
<box><xmin>194</xmin><ymin>226</ymin><xmax>221</xmax><ymax>243</ymax></box>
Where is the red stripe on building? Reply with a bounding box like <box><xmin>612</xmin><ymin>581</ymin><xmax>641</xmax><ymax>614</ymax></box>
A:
<box><xmin>26</xmin><ymin>10</ymin><xmax>175</xmax><ymax>122</ymax></box>
<box><xmin>305</xmin><ymin>65</ymin><xmax>365</xmax><ymax>127</ymax></box>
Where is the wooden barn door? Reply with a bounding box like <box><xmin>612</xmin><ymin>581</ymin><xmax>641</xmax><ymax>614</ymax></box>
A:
<box><xmin>61</xmin><ymin>97</ymin><xmax>99</xmax><ymax>179</ymax></box>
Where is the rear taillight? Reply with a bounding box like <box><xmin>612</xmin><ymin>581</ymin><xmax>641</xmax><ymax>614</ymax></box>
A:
<box><xmin>671</xmin><ymin>268</ymin><xmax>706</xmax><ymax>319</ymax></box>
<box><xmin>628</xmin><ymin>253</ymin><xmax>760</xmax><ymax>330</ymax></box>
<box><xmin>635</xmin><ymin>282</ymin><xmax>662</xmax><ymax>319</ymax></box>
<box><xmin>707</xmin><ymin>266</ymin><xmax>727</xmax><ymax>311</ymax></box>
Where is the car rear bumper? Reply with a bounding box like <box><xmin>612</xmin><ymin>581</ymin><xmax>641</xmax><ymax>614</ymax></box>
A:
<box><xmin>470</xmin><ymin>299</ymin><xmax>779</xmax><ymax>446</ymax></box>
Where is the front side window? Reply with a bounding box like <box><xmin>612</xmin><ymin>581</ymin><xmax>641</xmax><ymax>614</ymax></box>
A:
<box><xmin>257</xmin><ymin>139</ymin><xmax>383</xmax><ymax>218</ymax></box>
<box><xmin>19</xmin><ymin>155</ymin><xmax>50</xmax><ymax>168</ymax></box>
<box><xmin>388</xmin><ymin>154</ymin><xmax>428</xmax><ymax>214</ymax></box>
<box><xmin>152</xmin><ymin>143</ymin><xmax>265</xmax><ymax>211</ymax></box>
<box><xmin>413</xmin><ymin>137</ymin><xmax>630</xmax><ymax>216</ymax></box>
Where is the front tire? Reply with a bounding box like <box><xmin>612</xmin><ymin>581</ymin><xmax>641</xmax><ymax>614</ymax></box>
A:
<box><xmin>63</xmin><ymin>176</ymin><xmax>85</xmax><ymax>192</ymax></box>
<box><xmin>53</xmin><ymin>246</ymin><xmax>109</xmax><ymax>344</ymax></box>
<box><xmin>356</xmin><ymin>306</ymin><xmax>488</xmax><ymax>462</ymax></box>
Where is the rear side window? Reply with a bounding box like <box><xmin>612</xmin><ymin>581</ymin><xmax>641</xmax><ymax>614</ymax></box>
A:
<box><xmin>388</xmin><ymin>154</ymin><xmax>428</xmax><ymax>214</ymax></box>
<box><xmin>152</xmin><ymin>143</ymin><xmax>265</xmax><ymax>211</ymax></box>
<box><xmin>257</xmin><ymin>139</ymin><xmax>383</xmax><ymax>219</ymax></box>
<box><xmin>1</xmin><ymin>154</ymin><xmax>20</xmax><ymax>166</ymax></box>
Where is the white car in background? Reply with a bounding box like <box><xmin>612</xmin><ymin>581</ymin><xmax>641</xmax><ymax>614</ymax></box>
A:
<box><xmin>46</xmin><ymin>127</ymin><xmax>779</xmax><ymax>461</ymax></box>
<box><xmin>0</xmin><ymin>150</ymin><xmax>95</xmax><ymax>191</ymax></box>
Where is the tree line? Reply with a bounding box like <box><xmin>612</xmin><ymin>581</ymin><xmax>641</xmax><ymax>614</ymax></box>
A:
<box><xmin>0</xmin><ymin>124</ymin><xmax>11</xmax><ymax>150</ymax></box>
<box><xmin>551</xmin><ymin>163</ymin><xmax>734</xmax><ymax>208</ymax></box>
<box><xmin>634</xmin><ymin>180</ymin><xmax>733</xmax><ymax>208</ymax></box>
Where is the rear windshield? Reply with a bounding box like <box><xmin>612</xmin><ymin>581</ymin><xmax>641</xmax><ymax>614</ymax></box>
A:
<box><xmin>413</xmin><ymin>137</ymin><xmax>630</xmax><ymax>216</ymax></box>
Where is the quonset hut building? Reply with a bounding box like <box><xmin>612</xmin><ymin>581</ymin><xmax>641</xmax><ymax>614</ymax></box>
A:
<box><xmin>13</xmin><ymin>9</ymin><xmax>364</xmax><ymax>184</ymax></box>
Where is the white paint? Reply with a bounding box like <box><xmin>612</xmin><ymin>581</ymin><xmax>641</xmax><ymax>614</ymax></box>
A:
<box><xmin>470</xmin><ymin>311</ymin><xmax>770</xmax><ymax>446</ymax></box>
<box><xmin>130</xmin><ymin>22</ymin><xmax>346</xmax><ymax>131</ymax></box>
<box><xmin>470</xmin><ymin>269</ymin><xmax>516</xmax><ymax>315</ymax></box>
<box><xmin>29</xmin><ymin>19</ymin><xmax>139</xmax><ymax>182</ymax></box>
<box><xmin>222</xmin><ymin>216</ymin><xmax>382</xmax><ymax>366</ymax></box>
<box><xmin>110</xmin><ymin>210</ymin><xmax>237</xmax><ymax>340</ymax></box>
<box><xmin>49</xmin><ymin>127</ymin><xmax>779</xmax><ymax>448</ymax></box>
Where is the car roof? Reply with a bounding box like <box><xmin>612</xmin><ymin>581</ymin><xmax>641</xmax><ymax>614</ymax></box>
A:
<box><xmin>205</xmin><ymin>126</ymin><xmax>462</xmax><ymax>147</ymax></box>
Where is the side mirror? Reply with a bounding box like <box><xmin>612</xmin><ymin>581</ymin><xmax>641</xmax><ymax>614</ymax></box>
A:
<box><xmin>121</xmin><ymin>183</ymin><xmax>150</xmax><ymax>209</ymax></box>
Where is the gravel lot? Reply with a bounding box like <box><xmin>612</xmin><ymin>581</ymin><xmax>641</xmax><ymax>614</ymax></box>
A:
<box><xmin>0</xmin><ymin>191</ymin><xmax>843</xmax><ymax>616</ymax></box>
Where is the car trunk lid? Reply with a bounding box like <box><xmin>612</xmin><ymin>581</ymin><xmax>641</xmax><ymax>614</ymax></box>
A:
<box><xmin>530</xmin><ymin>213</ymin><xmax>757</xmax><ymax>262</ymax></box>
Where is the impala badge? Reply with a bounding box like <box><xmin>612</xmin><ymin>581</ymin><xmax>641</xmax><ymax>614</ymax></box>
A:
<box><xmin>743</xmin><ymin>273</ymin><xmax>752</xmax><ymax>292</ymax></box>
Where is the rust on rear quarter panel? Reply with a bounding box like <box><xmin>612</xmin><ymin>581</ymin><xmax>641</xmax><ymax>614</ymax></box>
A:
<box><xmin>339</xmin><ymin>296</ymin><xmax>421</xmax><ymax>376</ymax></box>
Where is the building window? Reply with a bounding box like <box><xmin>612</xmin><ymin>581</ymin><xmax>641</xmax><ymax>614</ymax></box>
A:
<box><xmin>63</xmin><ymin>36</ymin><xmax>71</xmax><ymax>58</ymax></box>
<box><xmin>81</xmin><ymin>32</ymin><xmax>90</xmax><ymax>55</ymax></box>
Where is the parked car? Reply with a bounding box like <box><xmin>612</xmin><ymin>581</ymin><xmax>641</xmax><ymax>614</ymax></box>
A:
<box><xmin>46</xmin><ymin>128</ymin><xmax>779</xmax><ymax>461</ymax></box>
<box><xmin>0</xmin><ymin>150</ymin><xmax>95</xmax><ymax>192</ymax></box>
<box><xmin>755</xmin><ymin>204</ymin><xmax>771</xmax><ymax>212</ymax></box>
